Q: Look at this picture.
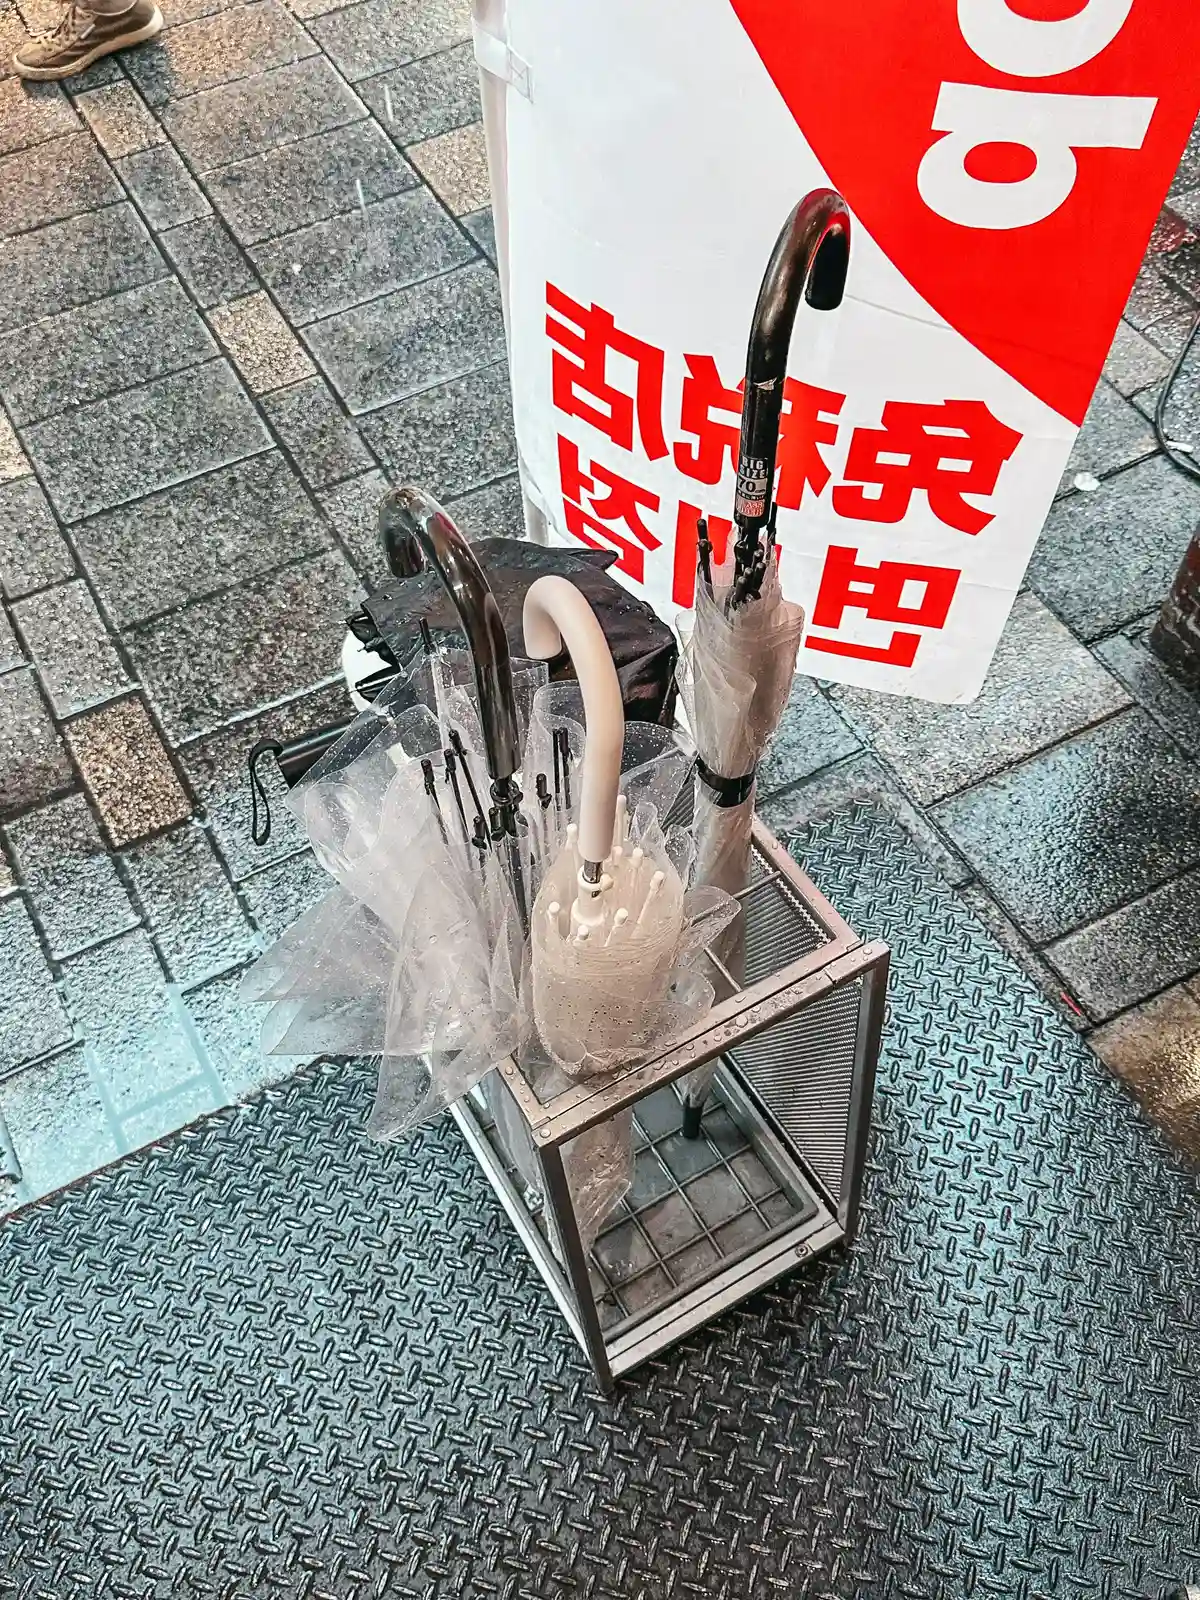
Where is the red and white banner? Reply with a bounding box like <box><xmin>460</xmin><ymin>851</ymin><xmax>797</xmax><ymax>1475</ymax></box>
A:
<box><xmin>480</xmin><ymin>0</ymin><xmax>1200</xmax><ymax>701</ymax></box>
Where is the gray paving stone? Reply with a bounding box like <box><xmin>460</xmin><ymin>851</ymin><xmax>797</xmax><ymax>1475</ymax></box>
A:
<box><xmin>317</xmin><ymin>466</ymin><xmax>388</xmax><ymax>580</ymax></box>
<box><xmin>461</xmin><ymin>204</ymin><xmax>494</xmax><ymax>264</ymax></box>
<box><xmin>124</xmin><ymin>0</ymin><xmax>319</xmax><ymax>107</ymax></box>
<box><xmin>207</xmin><ymin>292</ymin><xmax>315</xmax><ymax>392</ymax></box>
<box><xmin>127</xmin><ymin>549</ymin><xmax>359</xmax><ymax>740</ymax></box>
<box><xmin>282</xmin><ymin>0</ymin><xmax>360</xmax><ymax>21</ymax></box>
<box><xmin>306</xmin><ymin>258</ymin><xmax>504</xmax><ymax>413</ymax></box>
<box><xmin>162</xmin><ymin>55</ymin><xmax>365</xmax><ymax>170</ymax></box>
<box><xmin>933</xmin><ymin>709</ymin><xmax>1200</xmax><ymax>943</ymax></box>
<box><xmin>25</xmin><ymin>358</ymin><xmax>270</xmax><ymax>521</ymax></box>
<box><xmin>160</xmin><ymin>0</ymin><xmax>255</xmax><ymax>26</ymax></box>
<box><xmin>0</xmin><ymin>131</ymin><xmax>119</xmax><ymax>239</ymax></box>
<box><xmin>1030</xmin><ymin>455</ymin><xmax>1200</xmax><ymax>640</ymax></box>
<box><xmin>1170</xmin><ymin>187</ymin><xmax>1200</xmax><ymax>236</ymax></box>
<box><xmin>0</xmin><ymin>896</ymin><xmax>74</xmax><ymax>1073</ymax></box>
<box><xmin>957</xmin><ymin>882</ymin><xmax>1089</xmax><ymax>1031</ymax></box>
<box><xmin>830</xmin><ymin>593</ymin><xmax>1130</xmax><ymax>805</ymax></box>
<box><xmin>1090</xmin><ymin>983</ymin><xmax>1200</xmax><ymax>1155</ymax></box>
<box><xmin>239</xmin><ymin>846</ymin><xmax>325</xmax><ymax>938</ymax></box>
<box><xmin>756</xmin><ymin>676</ymin><xmax>861</xmax><ymax>798</ymax></box>
<box><xmin>1045</xmin><ymin>869</ymin><xmax>1200</xmax><ymax>1022</ymax></box>
<box><xmin>759</xmin><ymin>756</ymin><xmax>970</xmax><ymax>887</ymax></box>
<box><xmin>358</xmin><ymin>41</ymin><xmax>478</xmax><ymax>145</ymax></box>
<box><xmin>307</xmin><ymin>0</ymin><xmax>469</xmax><ymax>81</ymax></box>
<box><xmin>60</xmin><ymin>929</ymin><xmax>202</xmax><ymax>1112</ymax></box>
<box><xmin>59</xmin><ymin>57</ymin><xmax>125</xmax><ymax>91</ymax></box>
<box><xmin>184</xmin><ymin>965</ymin><xmax>314</xmax><ymax>1098</ymax></box>
<box><xmin>0</xmin><ymin>477</ymin><xmax>74</xmax><ymax>599</ymax></box>
<box><xmin>3</xmin><ymin>793</ymin><xmax>137</xmax><ymax>959</ymax></box>
<box><xmin>1143</xmin><ymin>309</ymin><xmax>1198</xmax><ymax>361</ymax></box>
<box><xmin>207</xmin><ymin>117</ymin><xmax>416</xmax><ymax>247</ymax></box>
<box><xmin>250</xmin><ymin>185</ymin><xmax>472</xmax><ymax>325</ymax></box>
<box><xmin>1124</xmin><ymin>260</ymin><xmax>1195</xmax><ymax>333</ymax></box>
<box><xmin>1102</xmin><ymin>319</ymin><xmax>1172</xmax><ymax>398</ymax></box>
<box><xmin>125</xmin><ymin>821</ymin><xmax>257</xmax><ymax>986</ymax></box>
<box><xmin>1057</xmin><ymin>379</ymin><xmax>1158</xmax><ymax>494</ymax></box>
<box><xmin>445</xmin><ymin>474</ymin><xmax>525</xmax><ymax>543</ymax></box>
<box><xmin>117</xmin><ymin>1073</ymin><xmax>226</xmax><ymax>1153</ymax></box>
<box><xmin>1094</xmin><ymin>630</ymin><xmax>1200</xmax><ymax>757</ymax></box>
<box><xmin>0</xmin><ymin>279</ymin><xmax>217</xmax><ymax>427</ymax></box>
<box><xmin>357</xmin><ymin>360</ymin><xmax>513</xmax><ymax>498</ymax></box>
<box><xmin>75</xmin><ymin>451</ymin><xmax>328</xmax><ymax>627</ymax></box>
<box><xmin>74</xmin><ymin>81</ymin><xmax>165</xmax><ymax>159</ymax></box>
<box><xmin>0</xmin><ymin>79</ymin><xmax>78</xmax><ymax>158</ymax></box>
<box><xmin>1133</xmin><ymin>330</ymin><xmax>1200</xmax><ymax>449</ymax></box>
<box><xmin>116</xmin><ymin>142</ymin><xmax>211</xmax><ymax>229</ymax></box>
<box><xmin>0</xmin><ymin>611</ymin><xmax>23</xmax><ymax>673</ymax></box>
<box><xmin>261</xmin><ymin>375</ymin><xmax>374</xmax><ymax>488</ymax></box>
<box><xmin>0</xmin><ymin>203</ymin><xmax>166</xmax><ymax>338</ymax></box>
<box><xmin>0</xmin><ymin>669</ymin><xmax>72</xmax><ymax>815</ymax></box>
<box><xmin>1170</xmin><ymin>122</ymin><xmax>1200</xmax><ymax>198</ymax></box>
<box><xmin>0</xmin><ymin>410</ymin><xmax>27</xmax><ymax>483</ymax></box>
<box><xmin>1158</xmin><ymin>240</ymin><xmax>1200</xmax><ymax>305</ymax></box>
<box><xmin>12</xmin><ymin>579</ymin><xmax>128</xmax><ymax>716</ymax></box>
<box><xmin>65</xmin><ymin>695</ymin><xmax>193</xmax><ymax>846</ymax></box>
<box><xmin>0</xmin><ymin>1047</ymin><xmax>116</xmax><ymax>1206</ymax></box>
<box><xmin>178</xmin><ymin>679</ymin><xmax>349</xmax><ymax>876</ymax></box>
<box><xmin>159</xmin><ymin>214</ymin><xmax>259</xmax><ymax>308</ymax></box>
<box><xmin>407</xmin><ymin>120</ymin><xmax>488</xmax><ymax>215</ymax></box>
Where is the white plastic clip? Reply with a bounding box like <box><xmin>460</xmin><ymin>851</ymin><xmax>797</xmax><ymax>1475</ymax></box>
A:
<box><xmin>472</xmin><ymin>18</ymin><xmax>533</xmax><ymax>100</ymax></box>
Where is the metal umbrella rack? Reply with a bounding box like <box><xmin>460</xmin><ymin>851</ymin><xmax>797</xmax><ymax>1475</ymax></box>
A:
<box><xmin>244</xmin><ymin>194</ymin><xmax>888</xmax><ymax>1391</ymax></box>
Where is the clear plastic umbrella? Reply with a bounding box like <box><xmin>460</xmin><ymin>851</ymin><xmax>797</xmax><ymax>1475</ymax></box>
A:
<box><xmin>677</xmin><ymin>189</ymin><xmax>851</xmax><ymax>1132</ymax></box>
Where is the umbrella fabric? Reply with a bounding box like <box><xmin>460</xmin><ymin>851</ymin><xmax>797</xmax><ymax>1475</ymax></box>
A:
<box><xmin>241</xmin><ymin>671</ymin><xmax>534</xmax><ymax>1137</ymax></box>
<box><xmin>356</xmin><ymin>538</ymin><xmax>679</xmax><ymax>728</ymax></box>
<box><xmin>676</xmin><ymin>545</ymin><xmax>804</xmax><ymax>1108</ymax></box>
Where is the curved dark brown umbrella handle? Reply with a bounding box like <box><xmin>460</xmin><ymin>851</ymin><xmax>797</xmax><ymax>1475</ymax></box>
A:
<box><xmin>389</xmin><ymin>484</ymin><xmax>522</xmax><ymax>791</ymax></box>
<box><xmin>733</xmin><ymin>188</ymin><xmax>851</xmax><ymax>581</ymax></box>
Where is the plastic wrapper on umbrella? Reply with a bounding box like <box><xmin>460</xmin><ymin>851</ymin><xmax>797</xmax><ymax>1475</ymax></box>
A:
<box><xmin>240</xmin><ymin>674</ymin><xmax>534</xmax><ymax>1135</ymax></box>
<box><xmin>513</xmin><ymin>577</ymin><xmax>738</xmax><ymax>1246</ymax></box>
<box><xmin>677</xmin><ymin>188</ymin><xmax>851</xmax><ymax>1131</ymax></box>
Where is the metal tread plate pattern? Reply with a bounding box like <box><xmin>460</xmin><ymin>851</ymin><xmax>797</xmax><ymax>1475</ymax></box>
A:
<box><xmin>2</xmin><ymin>806</ymin><xmax>1198</xmax><ymax>1600</ymax></box>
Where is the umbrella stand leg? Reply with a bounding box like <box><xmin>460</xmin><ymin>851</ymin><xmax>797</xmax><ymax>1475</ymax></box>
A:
<box><xmin>536</xmin><ymin>1140</ymin><xmax>615</xmax><ymax>1390</ymax></box>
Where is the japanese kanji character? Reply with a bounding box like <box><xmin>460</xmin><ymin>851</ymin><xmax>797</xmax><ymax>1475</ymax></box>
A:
<box><xmin>674</xmin><ymin>355</ymin><xmax>743</xmax><ymax>484</ymax></box>
<box><xmin>833</xmin><ymin>399</ymin><xmax>1021</xmax><ymax>535</ymax></box>
<box><xmin>558</xmin><ymin>436</ymin><xmax>662</xmax><ymax>583</ymax></box>
<box><xmin>546</xmin><ymin>284</ymin><xmax>669</xmax><ymax>459</ymax></box>
<box><xmin>672</xmin><ymin>503</ymin><xmax>734</xmax><ymax>608</ymax></box>
<box><xmin>776</xmin><ymin>380</ymin><xmax>845</xmax><ymax>511</ymax></box>
<box><xmin>805</xmin><ymin>544</ymin><xmax>961</xmax><ymax>666</ymax></box>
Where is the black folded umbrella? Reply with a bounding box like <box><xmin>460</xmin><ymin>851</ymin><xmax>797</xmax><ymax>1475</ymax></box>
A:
<box><xmin>249</xmin><ymin>523</ymin><xmax>678</xmax><ymax>844</ymax></box>
<box><xmin>352</xmin><ymin>536</ymin><xmax>678</xmax><ymax>728</ymax></box>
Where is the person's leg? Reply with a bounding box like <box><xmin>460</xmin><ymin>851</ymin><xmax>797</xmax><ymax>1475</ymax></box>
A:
<box><xmin>12</xmin><ymin>0</ymin><xmax>162</xmax><ymax>80</ymax></box>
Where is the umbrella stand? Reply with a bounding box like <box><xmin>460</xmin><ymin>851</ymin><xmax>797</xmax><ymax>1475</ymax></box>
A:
<box><xmin>453</xmin><ymin>815</ymin><xmax>888</xmax><ymax>1390</ymax></box>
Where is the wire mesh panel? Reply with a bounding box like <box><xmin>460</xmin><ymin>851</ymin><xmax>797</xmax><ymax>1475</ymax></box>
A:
<box><xmin>727</xmin><ymin>980</ymin><xmax>863</xmax><ymax>1200</ymax></box>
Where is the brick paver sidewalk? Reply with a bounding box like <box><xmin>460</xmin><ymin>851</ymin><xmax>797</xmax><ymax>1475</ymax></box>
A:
<box><xmin>0</xmin><ymin>0</ymin><xmax>1198</xmax><ymax>1207</ymax></box>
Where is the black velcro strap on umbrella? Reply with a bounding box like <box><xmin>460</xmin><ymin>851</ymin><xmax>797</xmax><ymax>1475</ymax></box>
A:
<box><xmin>696</xmin><ymin>757</ymin><xmax>755</xmax><ymax>809</ymax></box>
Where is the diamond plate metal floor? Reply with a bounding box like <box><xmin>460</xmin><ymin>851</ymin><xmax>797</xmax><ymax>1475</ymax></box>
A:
<box><xmin>2</xmin><ymin>807</ymin><xmax>1198</xmax><ymax>1600</ymax></box>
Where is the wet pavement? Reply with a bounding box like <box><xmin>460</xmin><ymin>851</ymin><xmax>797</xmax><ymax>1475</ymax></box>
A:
<box><xmin>0</xmin><ymin>3</ymin><xmax>1198</xmax><ymax>1211</ymax></box>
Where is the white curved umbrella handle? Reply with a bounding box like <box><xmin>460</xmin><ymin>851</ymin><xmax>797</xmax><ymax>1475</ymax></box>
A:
<box><xmin>522</xmin><ymin>575</ymin><xmax>624</xmax><ymax>869</ymax></box>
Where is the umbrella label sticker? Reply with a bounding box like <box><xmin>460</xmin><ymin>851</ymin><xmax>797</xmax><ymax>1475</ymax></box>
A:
<box><xmin>734</xmin><ymin>455</ymin><xmax>770</xmax><ymax>521</ymax></box>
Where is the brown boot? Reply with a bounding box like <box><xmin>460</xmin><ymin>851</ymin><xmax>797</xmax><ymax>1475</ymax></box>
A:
<box><xmin>12</xmin><ymin>0</ymin><xmax>162</xmax><ymax>80</ymax></box>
